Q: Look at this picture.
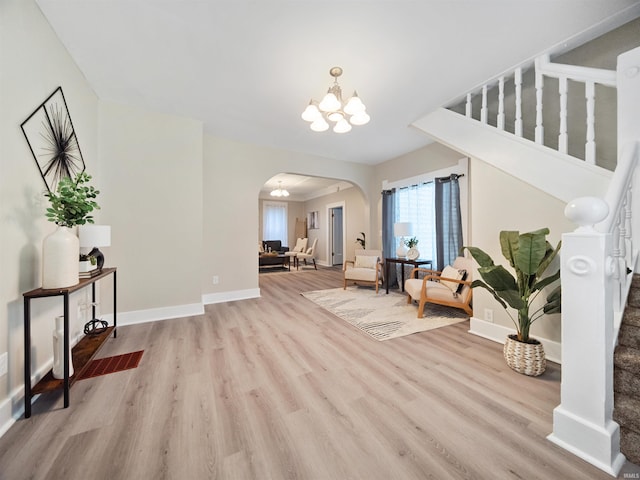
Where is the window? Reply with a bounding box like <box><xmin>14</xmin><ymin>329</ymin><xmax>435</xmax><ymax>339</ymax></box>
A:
<box><xmin>263</xmin><ymin>201</ymin><xmax>288</xmax><ymax>243</ymax></box>
<box><xmin>395</xmin><ymin>182</ymin><xmax>437</xmax><ymax>264</ymax></box>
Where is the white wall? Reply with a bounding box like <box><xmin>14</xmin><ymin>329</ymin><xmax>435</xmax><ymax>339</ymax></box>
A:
<box><xmin>0</xmin><ymin>0</ymin><xmax>99</xmax><ymax>424</ymax></box>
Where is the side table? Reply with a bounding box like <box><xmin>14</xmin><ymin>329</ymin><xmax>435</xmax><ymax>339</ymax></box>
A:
<box><xmin>385</xmin><ymin>258</ymin><xmax>433</xmax><ymax>294</ymax></box>
<box><xmin>23</xmin><ymin>267</ymin><xmax>117</xmax><ymax>418</ymax></box>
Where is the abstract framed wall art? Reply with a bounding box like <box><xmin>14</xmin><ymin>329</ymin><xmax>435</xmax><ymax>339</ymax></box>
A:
<box><xmin>21</xmin><ymin>86</ymin><xmax>85</xmax><ymax>193</ymax></box>
<box><xmin>308</xmin><ymin>211</ymin><xmax>319</xmax><ymax>229</ymax></box>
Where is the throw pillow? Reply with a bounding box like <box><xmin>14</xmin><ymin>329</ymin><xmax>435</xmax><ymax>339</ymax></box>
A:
<box><xmin>456</xmin><ymin>270</ymin><xmax>468</xmax><ymax>293</ymax></box>
<box><xmin>440</xmin><ymin>265</ymin><xmax>465</xmax><ymax>292</ymax></box>
<box><xmin>355</xmin><ymin>255</ymin><xmax>378</xmax><ymax>269</ymax></box>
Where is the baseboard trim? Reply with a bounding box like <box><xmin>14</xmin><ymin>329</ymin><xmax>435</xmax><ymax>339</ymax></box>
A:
<box><xmin>103</xmin><ymin>302</ymin><xmax>204</xmax><ymax>326</ymax></box>
<box><xmin>202</xmin><ymin>288</ymin><xmax>260</xmax><ymax>305</ymax></box>
<box><xmin>469</xmin><ymin>317</ymin><xmax>561</xmax><ymax>364</ymax></box>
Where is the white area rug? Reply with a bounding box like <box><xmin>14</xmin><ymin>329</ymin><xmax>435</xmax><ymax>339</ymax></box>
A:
<box><xmin>302</xmin><ymin>287</ymin><xmax>469</xmax><ymax>341</ymax></box>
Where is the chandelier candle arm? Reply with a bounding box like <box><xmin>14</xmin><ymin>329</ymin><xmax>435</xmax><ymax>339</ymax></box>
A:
<box><xmin>302</xmin><ymin>66</ymin><xmax>370</xmax><ymax>134</ymax></box>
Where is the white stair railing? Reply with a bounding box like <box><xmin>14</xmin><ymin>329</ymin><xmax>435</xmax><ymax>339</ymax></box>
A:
<box><xmin>459</xmin><ymin>55</ymin><xmax>616</xmax><ymax>167</ymax></box>
<box><xmin>547</xmin><ymin>45</ymin><xmax>640</xmax><ymax>477</ymax></box>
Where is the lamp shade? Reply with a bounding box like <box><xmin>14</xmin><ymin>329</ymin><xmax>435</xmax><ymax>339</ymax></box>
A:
<box><xmin>78</xmin><ymin>225</ymin><xmax>111</xmax><ymax>248</ymax></box>
<box><xmin>394</xmin><ymin>222</ymin><xmax>412</xmax><ymax>237</ymax></box>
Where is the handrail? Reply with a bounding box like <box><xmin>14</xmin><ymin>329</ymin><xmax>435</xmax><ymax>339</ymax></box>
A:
<box><xmin>597</xmin><ymin>141</ymin><xmax>639</xmax><ymax>233</ymax></box>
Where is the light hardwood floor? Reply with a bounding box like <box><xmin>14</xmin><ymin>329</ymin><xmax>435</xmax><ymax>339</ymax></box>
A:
<box><xmin>1</xmin><ymin>266</ymin><xmax>639</xmax><ymax>479</ymax></box>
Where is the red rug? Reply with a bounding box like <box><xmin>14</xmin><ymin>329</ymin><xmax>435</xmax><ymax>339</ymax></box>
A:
<box><xmin>78</xmin><ymin>350</ymin><xmax>144</xmax><ymax>380</ymax></box>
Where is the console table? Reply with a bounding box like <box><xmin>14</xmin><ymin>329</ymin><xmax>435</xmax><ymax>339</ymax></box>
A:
<box><xmin>385</xmin><ymin>257</ymin><xmax>433</xmax><ymax>294</ymax></box>
<box><xmin>23</xmin><ymin>267</ymin><xmax>117</xmax><ymax>418</ymax></box>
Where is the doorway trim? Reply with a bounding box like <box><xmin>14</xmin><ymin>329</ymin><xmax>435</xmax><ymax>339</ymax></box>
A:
<box><xmin>326</xmin><ymin>201</ymin><xmax>346</xmax><ymax>266</ymax></box>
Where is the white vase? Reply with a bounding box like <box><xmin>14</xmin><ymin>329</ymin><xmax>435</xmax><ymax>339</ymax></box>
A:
<box><xmin>52</xmin><ymin>315</ymin><xmax>74</xmax><ymax>379</ymax></box>
<box><xmin>42</xmin><ymin>226</ymin><xmax>79</xmax><ymax>289</ymax></box>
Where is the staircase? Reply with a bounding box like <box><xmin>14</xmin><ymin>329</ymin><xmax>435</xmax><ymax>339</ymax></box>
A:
<box><xmin>615</xmin><ymin>275</ymin><xmax>640</xmax><ymax>465</ymax></box>
<box><xmin>412</xmin><ymin>19</ymin><xmax>640</xmax><ymax>476</ymax></box>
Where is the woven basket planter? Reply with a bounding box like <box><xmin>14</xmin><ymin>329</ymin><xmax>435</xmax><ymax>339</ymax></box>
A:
<box><xmin>503</xmin><ymin>334</ymin><xmax>546</xmax><ymax>376</ymax></box>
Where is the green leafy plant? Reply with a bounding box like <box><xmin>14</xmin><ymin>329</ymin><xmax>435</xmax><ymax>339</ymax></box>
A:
<box><xmin>404</xmin><ymin>237</ymin><xmax>419</xmax><ymax>248</ymax></box>
<box><xmin>463</xmin><ymin>228</ymin><xmax>561</xmax><ymax>343</ymax></box>
<box><xmin>45</xmin><ymin>172</ymin><xmax>100</xmax><ymax>227</ymax></box>
<box><xmin>79</xmin><ymin>254</ymin><xmax>97</xmax><ymax>265</ymax></box>
<box><xmin>355</xmin><ymin>232</ymin><xmax>366</xmax><ymax>249</ymax></box>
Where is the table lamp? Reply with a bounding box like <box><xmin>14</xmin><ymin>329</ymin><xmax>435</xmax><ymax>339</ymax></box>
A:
<box><xmin>394</xmin><ymin>222</ymin><xmax>412</xmax><ymax>257</ymax></box>
<box><xmin>79</xmin><ymin>225</ymin><xmax>111</xmax><ymax>270</ymax></box>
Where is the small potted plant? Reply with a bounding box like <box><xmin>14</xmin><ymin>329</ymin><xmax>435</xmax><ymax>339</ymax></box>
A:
<box><xmin>404</xmin><ymin>237</ymin><xmax>419</xmax><ymax>260</ymax></box>
<box><xmin>42</xmin><ymin>172</ymin><xmax>100</xmax><ymax>288</ymax></box>
<box><xmin>463</xmin><ymin>228</ymin><xmax>561</xmax><ymax>376</ymax></box>
<box><xmin>79</xmin><ymin>253</ymin><xmax>97</xmax><ymax>273</ymax></box>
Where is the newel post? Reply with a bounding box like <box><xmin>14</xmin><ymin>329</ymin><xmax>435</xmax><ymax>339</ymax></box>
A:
<box><xmin>547</xmin><ymin>197</ymin><xmax>625</xmax><ymax>476</ymax></box>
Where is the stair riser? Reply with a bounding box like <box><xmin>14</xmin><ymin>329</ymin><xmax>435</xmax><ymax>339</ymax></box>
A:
<box><xmin>620</xmin><ymin>427</ymin><xmax>640</xmax><ymax>465</ymax></box>
<box><xmin>619</xmin><ymin>324</ymin><xmax>640</xmax><ymax>349</ymax></box>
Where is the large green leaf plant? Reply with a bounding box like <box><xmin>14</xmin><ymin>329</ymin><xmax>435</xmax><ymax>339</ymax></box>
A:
<box><xmin>463</xmin><ymin>228</ymin><xmax>561</xmax><ymax>343</ymax></box>
<box><xmin>45</xmin><ymin>172</ymin><xmax>100</xmax><ymax>227</ymax></box>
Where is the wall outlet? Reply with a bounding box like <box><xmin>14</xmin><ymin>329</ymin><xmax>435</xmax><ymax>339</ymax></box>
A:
<box><xmin>484</xmin><ymin>308</ymin><xmax>494</xmax><ymax>323</ymax></box>
<box><xmin>212</xmin><ymin>275</ymin><xmax>219</xmax><ymax>285</ymax></box>
<box><xmin>0</xmin><ymin>352</ymin><xmax>7</xmax><ymax>377</ymax></box>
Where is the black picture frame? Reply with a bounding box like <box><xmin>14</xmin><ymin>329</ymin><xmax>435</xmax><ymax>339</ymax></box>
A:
<box><xmin>21</xmin><ymin>86</ymin><xmax>85</xmax><ymax>193</ymax></box>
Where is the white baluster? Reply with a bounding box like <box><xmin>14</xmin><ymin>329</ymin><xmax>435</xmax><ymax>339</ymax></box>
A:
<box><xmin>535</xmin><ymin>66</ymin><xmax>544</xmax><ymax>144</ymax></box>
<box><xmin>480</xmin><ymin>85</ymin><xmax>488</xmax><ymax>124</ymax></box>
<box><xmin>625</xmin><ymin>188</ymin><xmax>633</xmax><ymax>266</ymax></box>
<box><xmin>558</xmin><ymin>76</ymin><xmax>568</xmax><ymax>154</ymax></box>
<box><xmin>585</xmin><ymin>81</ymin><xmax>596</xmax><ymax>164</ymax></box>
<box><xmin>514</xmin><ymin>67</ymin><xmax>523</xmax><ymax>137</ymax></box>
<box><xmin>465</xmin><ymin>93</ymin><xmax>472</xmax><ymax>118</ymax></box>
<box><xmin>497</xmin><ymin>77</ymin><xmax>505</xmax><ymax>130</ymax></box>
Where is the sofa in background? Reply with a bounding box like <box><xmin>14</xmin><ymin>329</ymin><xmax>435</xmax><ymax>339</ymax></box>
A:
<box><xmin>262</xmin><ymin>240</ymin><xmax>289</xmax><ymax>254</ymax></box>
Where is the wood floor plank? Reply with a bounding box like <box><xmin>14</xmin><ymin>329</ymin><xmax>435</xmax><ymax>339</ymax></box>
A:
<box><xmin>1</xmin><ymin>266</ymin><xmax>638</xmax><ymax>479</ymax></box>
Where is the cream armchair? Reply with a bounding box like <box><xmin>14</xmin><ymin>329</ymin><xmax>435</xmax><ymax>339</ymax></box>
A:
<box><xmin>343</xmin><ymin>249</ymin><xmax>383</xmax><ymax>293</ymax></box>
<box><xmin>284</xmin><ymin>237</ymin><xmax>308</xmax><ymax>269</ymax></box>
<box><xmin>297</xmin><ymin>238</ymin><xmax>318</xmax><ymax>270</ymax></box>
<box><xmin>404</xmin><ymin>256</ymin><xmax>473</xmax><ymax>317</ymax></box>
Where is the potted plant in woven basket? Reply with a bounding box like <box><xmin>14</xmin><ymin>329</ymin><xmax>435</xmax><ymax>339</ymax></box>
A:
<box><xmin>463</xmin><ymin>228</ymin><xmax>561</xmax><ymax>376</ymax></box>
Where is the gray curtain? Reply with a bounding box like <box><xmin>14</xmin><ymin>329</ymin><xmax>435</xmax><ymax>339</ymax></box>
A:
<box><xmin>435</xmin><ymin>175</ymin><xmax>463</xmax><ymax>270</ymax></box>
<box><xmin>381</xmin><ymin>188</ymin><xmax>397</xmax><ymax>288</ymax></box>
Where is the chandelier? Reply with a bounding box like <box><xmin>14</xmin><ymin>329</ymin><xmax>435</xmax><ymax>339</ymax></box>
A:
<box><xmin>270</xmin><ymin>181</ymin><xmax>289</xmax><ymax>197</ymax></box>
<box><xmin>301</xmin><ymin>66</ymin><xmax>370</xmax><ymax>133</ymax></box>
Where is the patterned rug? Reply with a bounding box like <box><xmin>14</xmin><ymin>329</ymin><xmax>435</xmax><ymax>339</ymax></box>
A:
<box><xmin>301</xmin><ymin>287</ymin><xmax>468</xmax><ymax>341</ymax></box>
<box><xmin>78</xmin><ymin>350</ymin><xmax>144</xmax><ymax>380</ymax></box>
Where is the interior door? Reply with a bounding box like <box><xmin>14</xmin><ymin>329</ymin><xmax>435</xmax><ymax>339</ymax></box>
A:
<box><xmin>331</xmin><ymin>207</ymin><xmax>344</xmax><ymax>265</ymax></box>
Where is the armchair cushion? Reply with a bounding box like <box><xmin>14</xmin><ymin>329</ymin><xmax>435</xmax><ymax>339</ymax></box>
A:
<box><xmin>404</xmin><ymin>256</ymin><xmax>473</xmax><ymax>317</ymax></box>
<box><xmin>355</xmin><ymin>255</ymin><xmax>378</xmax><ymax>269</ymax></box>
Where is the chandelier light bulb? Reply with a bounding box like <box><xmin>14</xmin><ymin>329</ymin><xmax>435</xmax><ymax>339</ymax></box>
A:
<box><xmin>310</xmin><ymin>117</ymin><xmax>329</xmax><ymax>132</ymax></box>
<box><xmin>301</xmin><ymin>102</ymin><xmax>320</xmax><ymax>122</ymax></box>
<box><xmin>350</xmin><ymin>111</ymin><xmax>370</xmax><ymax>126</ymax></box>
<box><xmin>319</xmin><ymin>91</ymin><xmax>341</xmax><ymax>112</ymax></box>
<box><xmin>327</xmin><ymin>111</ymin><xmax>344</xmax><ymax>122</ymax></box>
<box><xmin>333</xmin><ymin>118</ymin><xmax>352</xmax><ymax>133</ymax></box>
<box><xmin>344</xmin><ymin>92</ymin><xmax>365</xmax><ymax>115</ymax></box>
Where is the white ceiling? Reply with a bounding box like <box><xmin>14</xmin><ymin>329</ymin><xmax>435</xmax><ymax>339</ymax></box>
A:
<box><xmin>37</xmin><ymin>0</ymin><xmax>639</xmax><ymax>168</ymax></box>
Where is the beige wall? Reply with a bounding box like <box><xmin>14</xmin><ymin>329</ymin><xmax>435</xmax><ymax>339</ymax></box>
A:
<box><xmin>0</xmin><ymin>0</ymin><xmax>100</xmax><ymax>405</ymax></box>
<box><xmin>468</xmin><ymin>158</ymin><xmax>575</xmax><ymax>342</ymax></box>
<box><xmin>98</xmin><ymin>101</ymin><xmax>204</xmax><ymax>313</ymax></box>
<box><xmin>302</xmin><ymin>186</ymin><xmax>368</xmax><ymax>265</ymax></box>
<box><xmin>202</xmin><ymin>135</ymin><xmax>374</xmax><ymax>296</ymax></box>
